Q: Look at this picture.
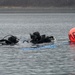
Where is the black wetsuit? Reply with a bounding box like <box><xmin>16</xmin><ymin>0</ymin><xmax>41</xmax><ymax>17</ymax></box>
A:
<box><xmin>0</xmin><ymin>36</ymin><xmax>19</xmax><ymax>45</ymax></box>
<box><xmin>30</xmin><ymin>32</ymin><xmax>54</xmax><ymax>44</ymax></box>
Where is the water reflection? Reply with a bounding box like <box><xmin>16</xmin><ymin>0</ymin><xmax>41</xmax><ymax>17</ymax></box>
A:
<box><xmin>69</xmin><ymin>41</ymin><xmax>75</xmax><ymax>50</ymax></box>
<box><xmin>69</xmin><ymin>41</ymin><xmax>75</xmax><ymax>62</ymax></box>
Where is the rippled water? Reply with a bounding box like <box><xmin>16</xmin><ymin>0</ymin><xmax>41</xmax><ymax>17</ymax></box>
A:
<box><xmin>0</xmin><ymin>13</ymin><xmax>75</xmax><ymax>75</ymax></box>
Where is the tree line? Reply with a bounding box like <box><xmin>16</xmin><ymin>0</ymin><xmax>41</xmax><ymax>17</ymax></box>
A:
<box><xmin>0</xmin><ymin>0</ymin><xmax>75</xmax><ymax>7</ymax></box>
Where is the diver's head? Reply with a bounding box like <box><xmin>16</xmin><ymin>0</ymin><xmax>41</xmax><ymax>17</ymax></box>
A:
<box><xmin>8</xmin><ymin>36</ymin><xmax>19</xmax><ymax>44</ymax></box>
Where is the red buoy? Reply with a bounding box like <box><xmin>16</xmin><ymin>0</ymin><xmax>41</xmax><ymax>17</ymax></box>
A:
<box><xmin>68</xmin><ymin>28</ymin><xmax>75</xmax><ymax>42</ymax></box>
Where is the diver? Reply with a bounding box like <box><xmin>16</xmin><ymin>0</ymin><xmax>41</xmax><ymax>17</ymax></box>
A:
<box><xmin>30</xmin><ymin>31</ymin><xmax>54</xmax><ymax>44</ymax></box>
<box><xmin>30</xmin><ymin>32</ymin><xmax>41</xmax><ymax>44</ymax></box>
<box><xmin>0</xmin><ymin>35</ymin><xmax>19</xmax><ymax>45</ymax></box>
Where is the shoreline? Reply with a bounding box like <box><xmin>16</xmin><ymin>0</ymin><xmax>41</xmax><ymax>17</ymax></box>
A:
<box><xmin>0</xmin><ymin>7</ymin><xmax>75</xmax><ymax>13</ymax></box>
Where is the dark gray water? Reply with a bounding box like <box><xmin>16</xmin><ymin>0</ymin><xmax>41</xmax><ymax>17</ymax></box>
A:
<box><xmin>0</xmin><ymin>13</ymin><xmax>75</xmax><ymax>75</ymax></box>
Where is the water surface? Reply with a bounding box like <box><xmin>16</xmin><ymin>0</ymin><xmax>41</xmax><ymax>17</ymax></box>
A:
<box><xmin>0</xmin><ymin>13</ymin><xmax>75</xmax><ymax>75</ymax></box>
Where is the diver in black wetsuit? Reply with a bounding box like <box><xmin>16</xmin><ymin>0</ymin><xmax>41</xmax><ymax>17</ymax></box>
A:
<box><xmin>30</xmin><ymin>31</ymin><xmax>54</xmax><ymax>44</ymax></box>
<box><xmin>30</xmin><ymin>32</ymin><xmax>41</xmax><ymax>44</ymax></box>
<box><xmin>0</xmin><ymin>35</ymin><xmax>19</xmax><ymax>45</ymax></box>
